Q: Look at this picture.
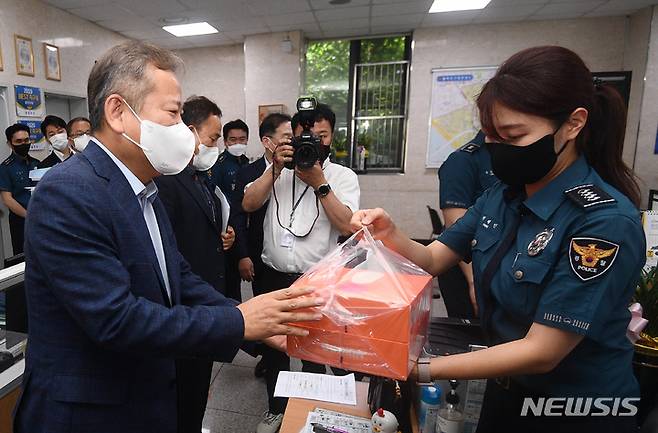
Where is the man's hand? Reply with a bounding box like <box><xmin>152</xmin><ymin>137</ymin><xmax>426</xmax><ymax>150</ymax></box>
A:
<box><xmin>237</xmin><ymin>286</ymin><xmax>325</xmax><ymax>341</ymax></box>
<box><xmin>263</xmin><ymin>335</ymin><xmax>287</xmax><ymax>352</ymax></box>
<box><xmin>221</xmin><ymin>226</ymin><xmax>235</xmax><ymax>251</ymax></box>
<box><xmin>239</xmin><ymin>257</ymin><xmax>255</xmax><ymax>282</ymax></box>
<box><xmin>273</xmin><ymin>143</ymin><xmax>294</xmax><ymax>173</ymax></box>
<box><xmin>295</xmin><ymin>161</ymin><xmax>326</xmax><ymax>190</ymax></box>
<box><xmin>468</xmin><ymin>281</ymin><xmax>479</xmax><ymax>317</ymax></box>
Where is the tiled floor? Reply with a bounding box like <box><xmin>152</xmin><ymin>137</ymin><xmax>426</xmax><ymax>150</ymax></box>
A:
<box><xmin>201</xmin><ymin>280</ymin><xmax>447</xmax><ymax>433</ymax></box>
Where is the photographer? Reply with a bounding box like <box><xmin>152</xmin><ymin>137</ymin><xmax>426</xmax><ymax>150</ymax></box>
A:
<box><xmin>243</xmin><ymin>102</ymin><xmax>360</xmax><ymax>433</ymax></box>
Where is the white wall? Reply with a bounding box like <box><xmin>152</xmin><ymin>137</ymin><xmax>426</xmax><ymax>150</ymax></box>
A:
<box><xmin>622</xmin><ymin>8</ymin><xmax>652</xmax><ymax>169</ymax></box>
<box><xmin>244</xmin><ymin>31</ymin><xmax>302</xmax><ymax>157</ymax></box>
<box><xmin>360</xmin><ymin>16</ymin><xmax>633</xmax><ymax>238</ymax></box>
<box><xmin>634</xmin><ymin>5</ymin><xmax>658</xmax><ymax>206</ymax></box>
<box><xmin>176</xmin><ymin>44</ymin><xmax>246</xmax><ymax>141</ymax></box>
<box><xmin>0</xmin><ymin>0</ymin><xmax>126</xmax><ymax>159</ymax></box>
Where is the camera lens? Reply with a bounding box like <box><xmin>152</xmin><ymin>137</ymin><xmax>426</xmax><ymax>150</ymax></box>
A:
<box><xmin>296</xmin><ymin>144</ymin><xmax>318</xmax><ymax>169</ymax></box>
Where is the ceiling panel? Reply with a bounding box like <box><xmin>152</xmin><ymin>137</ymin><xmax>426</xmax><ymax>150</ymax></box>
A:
<box><xmin>45</xmin><ymin>0</ymin><xmax>657</xmax><ymax>49</ymax></box>
<box><xmin>314</xmin><ymin>5</ymin><xmax>371</xmax><ymax>21</ymax></box>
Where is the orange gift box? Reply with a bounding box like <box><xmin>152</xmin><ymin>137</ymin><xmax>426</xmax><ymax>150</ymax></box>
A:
<box><xmin>287</xmin><ymin>231</ymin><xmax>432</xmax><ymax>380</ymax></box>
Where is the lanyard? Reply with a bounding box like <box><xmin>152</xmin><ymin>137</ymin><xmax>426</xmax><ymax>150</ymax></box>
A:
<box><xmin>289</xmin><ymin>177</ymin><xmax>310</xmax><ymax>228</ymax></box>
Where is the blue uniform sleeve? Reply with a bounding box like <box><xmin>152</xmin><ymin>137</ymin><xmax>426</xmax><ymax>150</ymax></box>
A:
<box><xmin>0</xmin><ymin>164</ymin><xmax>13</xmax><ymax>193</ymax></box>
<box><xmin>438</xmin><ymin>150</ymin><xmax>479</xmax><ymax>209</ymax></box>
<box><xmin>533</xmin><ymin>212</ymin><xmax>645</xmax><ymax>341</ymax></box>
<box><xmin>437</xmin><ymin>189</ymin><xmax>489</xmax><ymax>259</ymax></box>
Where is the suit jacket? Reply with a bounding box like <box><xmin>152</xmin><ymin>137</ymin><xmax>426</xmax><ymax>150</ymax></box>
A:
<box><xmin>233</xmin><ymin>157</ymin><xmax>268</xmax><ymax>262</ymax></box>
<box><xmin>155</xmin><ymin>167</ymin><xmax>226</xmax><ymax>294</ymax></box>
<box><xmin>15</xmin><ymin>142</ymin><xmax>245</xmax><ymax>433</ymax></box>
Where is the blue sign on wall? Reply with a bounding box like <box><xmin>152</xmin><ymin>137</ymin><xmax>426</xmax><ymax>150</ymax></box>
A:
<box><xmin>437</xmin><ymin>74</ymin><xmax>474</xmax><ymax>82</ymax></box>
<box><xmin>14</xmin><ymin>85</ymin><xmax>44</xmax><ymax>118</ymax></box>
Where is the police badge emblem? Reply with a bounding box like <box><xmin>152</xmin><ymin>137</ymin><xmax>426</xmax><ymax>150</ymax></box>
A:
<box><xmin>569</xmin><ymin>237</ymin><xmax>619</xmax><ymax>281</ymax></box>
<box><xmin>527</xmin><ymin>228</ymin><xmax>554</xmax><ymax>257</ymax></box>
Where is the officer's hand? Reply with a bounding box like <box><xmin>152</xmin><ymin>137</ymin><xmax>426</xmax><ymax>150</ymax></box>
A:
<box><xmin>222</xmin><ymin>226</ymin><xmax>235</xmax><ymax>251</ymax></box>
<box><xmin>236</xmin><ymin>286</ymin><xmax>325</xmax><ymax>341</ymax></box>
<box><xmin>350</xmin><ymin>208</ymin><xmax>396</xmax><ymax>240</ymax></box>
<box><xmin>239</xmin><ymin>257</ymin><xmax>255</xmax><ymax>282</ymax></box>
<box><xmin>294</xmin><ymin>161</ymin><xmax>326</xmax><ymax>190</ymax></box>
<box><xmin>273</xmin><ymin>142</ymin><xmax>294</xmax><ymax>172</ymax></box>
<box><xmin>263</xmin><ymin>335</ymin><xmax>287</xmax><ymax>352</ymax></box>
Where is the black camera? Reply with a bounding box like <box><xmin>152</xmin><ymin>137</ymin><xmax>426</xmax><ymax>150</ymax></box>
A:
<box><xmin>285</xmin><ymin>96</ymin><xmax>323</xmax><ymax>170</ymax></box>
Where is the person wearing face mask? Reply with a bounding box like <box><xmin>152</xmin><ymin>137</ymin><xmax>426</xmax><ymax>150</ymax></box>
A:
<box><xmin>209</xmin><ymin>119</ymin><xmax>250</xmax><ymax>301</ymax></box>
<box><xmin>0</xmin><ymin>124</ymin><xmax>39</xmax><ymax>255</ymax></box>
<box><xmin>38</xmin><ymin>115</ymin><xmax>72</xmax><ymax>168</ymax></box>
<box><xmin>351</xmin><ymin>46</ymin><xmax>644</xmax><ymax>433</ymax></box>
<box><xmin>243</xmin><ymin>106</ymin><xmax>360</xmax><ymax>433</ymax></box>
<box><xmin>14</xmin><ymin>42</ymin><xmax>325</xmax><ymax>433</ymax></box>
<box><xmin>154</xmin><ymin>95</ymin><xmax>237</xmax><ymax>433</ymax></box>
<box><xmin>67</xmin><ymin>116</ymin><xmax>93</xmax><ymax>153</ymax></box>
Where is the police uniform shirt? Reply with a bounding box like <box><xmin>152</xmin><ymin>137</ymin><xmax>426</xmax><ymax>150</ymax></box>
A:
<box><xmin>261</xmin><ymin>159</ymin><xmax>360</xmax><ymax>274</ymax></box>
<box><xmin>209</xmin><ymin>150</ymin><xmax>249</xmax><ymax>205</ymax></box>
<box><xmin>439</xmin><ymin>155</ymin><xmax>644</xmax><ymax>398</ymax></box>
<box><xmin>0</xmin><ymin>152</ymin><xmax>39</xmax><ymax>210</ymax></box>
<box><xmin>438</xmin><ymin>132</ymin><xmax>497</xmax><ymax>209</ymax></box>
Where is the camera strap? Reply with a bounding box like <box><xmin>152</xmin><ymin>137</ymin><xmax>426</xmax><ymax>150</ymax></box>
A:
<box><xmin>289</xmin><ymin>179</ymin><xmax>310</xmax><ymax>227</ymax></box>
<box><xmin>272</xmin><ymin>167</ymin><xmax>320</xmax><ymax>238</ymax></box>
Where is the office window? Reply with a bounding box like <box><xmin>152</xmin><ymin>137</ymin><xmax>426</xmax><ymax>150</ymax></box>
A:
<box><xmin>305</xmin><ymin>35</ymin><xmax>410</xmax><ymax>172</ymax></box>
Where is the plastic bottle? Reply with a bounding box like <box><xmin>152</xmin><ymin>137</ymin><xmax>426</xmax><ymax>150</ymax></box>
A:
<box><xmin>436</xmin><ymin>380</ymin><xmax>464</xmax><ymax>433</ymax></box>
<box><xmin>418</xmin><ymin>384</ymin><xmax>441</xmax><ymax>433</ymax></box>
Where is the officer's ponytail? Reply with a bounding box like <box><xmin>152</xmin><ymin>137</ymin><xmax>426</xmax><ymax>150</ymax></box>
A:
<box><xmin>581</xmin><ymin>83</ymin><xmax>640</xmax><ymax>206</ymax></box>
<box><xmin>477</xmin><ymin>46</ymin><xmax>641</xmax><ymax>207</ymax></box>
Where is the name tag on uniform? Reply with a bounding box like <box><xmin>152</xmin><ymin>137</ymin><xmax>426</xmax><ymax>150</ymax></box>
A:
<box><xmin>280</xmin><ymin>230</ymin><xmax>294</xmax><ymax>248</ymax></box>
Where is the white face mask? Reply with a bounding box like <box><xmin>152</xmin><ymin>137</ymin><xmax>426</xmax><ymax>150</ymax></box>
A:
<box><xmin>192</xmin><ymin>131</ymin><xmax>220</xmax><ymax>171</ymax></box>
<box><xmin>121</xmin><ymin>100</ymin><xmax>195</xmax><ymax>176</ymax></box>
<box><xmin>227</xmin><ymin>143</ymin><xmax>248</xmax><ymax>157</ymax></box>
<box><xmin>50</xmin><ymin>132</ymin><xmax>69</xmax><ymax>152</ymax></box>
<box><xmin>73</xmin><ymin>134</ymin><xmax>90</xmax><ymax>152</ymax></box>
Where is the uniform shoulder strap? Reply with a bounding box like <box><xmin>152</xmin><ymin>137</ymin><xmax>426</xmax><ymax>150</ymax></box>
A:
<box><xmin>2</xmin><ymin>155</ymin><xmax>14</xmax><ymax>165</ymax></box>
<box><xmin>564</xmin><ymin>184</ymin><xmax>616</xmax><ymax>209</ymax></box>
<box><xmin>458</xmin><ymin>141</ymin><xmax>481</xmax><ymax>153</ymax></box>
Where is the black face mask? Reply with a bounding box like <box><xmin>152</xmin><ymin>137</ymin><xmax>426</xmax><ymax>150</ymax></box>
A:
<box><xmin>13</xmin><ymin>144</ymin><xmax>31</xmax><ymax>158</ymax></box>
<box><xmin>486</xmin><ymin>132</ymin><xmax>568</xmax><ymax>186</ymax></box>
<box><xmin>319</xmin><ymin>144</ymin><xmax>331</xmax><ymax>162</ymax></box>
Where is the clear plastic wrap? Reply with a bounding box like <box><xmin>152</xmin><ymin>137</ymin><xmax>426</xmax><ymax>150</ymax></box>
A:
<box><xmin>287</xmin><ymin>228</ymin><xmax>433</xmax><ymax>380</ymax></box>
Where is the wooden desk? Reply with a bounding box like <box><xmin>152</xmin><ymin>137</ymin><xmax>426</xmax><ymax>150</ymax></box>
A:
<box><xmin>280</xmin><ymin>381</ymin><xmax>372</xmax><ymax>433</ymax></box>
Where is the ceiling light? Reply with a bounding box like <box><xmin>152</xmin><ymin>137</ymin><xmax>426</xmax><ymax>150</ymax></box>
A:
<box><xmin>429</xmin><ymin>0</ymin><xmax>491</xmax><ymax>13</ymax></box>
<box><xmin>162</xmin><ymin>22</ymin><xmax>218</xmax><ymax>37</ymax></box>
<box><xmin>329</xmin><ymin>0</ymin><xmax>351</xmax><ymax>4</ymax></box>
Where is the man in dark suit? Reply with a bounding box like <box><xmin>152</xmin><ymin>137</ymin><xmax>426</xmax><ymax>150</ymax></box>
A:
<box><xmin>14</xmin><ymin>41</ymin><xmax>322</xmax><ymax>433</ymax></box>
<box><xmin>155</xmin><ymin>95</ymin><xmax>235</xmax><ymax>433</ymax></box>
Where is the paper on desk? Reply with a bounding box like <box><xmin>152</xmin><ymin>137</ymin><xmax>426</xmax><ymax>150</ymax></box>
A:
<box><xmin>214</xmin><ymin>186</ymin><xmax>230</xmax><ymax>234</ymax></box>
<box><xmin>274</xmin><ymin>371</ymin><xmax>357</xmax><ymax>405</ymax></box>
<box><xmin>301</xmin><ymin>409</ymin><xmax>371</xmax><ymax>433</ymax></box>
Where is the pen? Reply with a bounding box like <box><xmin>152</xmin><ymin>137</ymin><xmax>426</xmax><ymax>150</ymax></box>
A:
<box><xmin>311</xmin><ymin>422</ymin><xmax>350</xmax><ymax>433</ymax></box>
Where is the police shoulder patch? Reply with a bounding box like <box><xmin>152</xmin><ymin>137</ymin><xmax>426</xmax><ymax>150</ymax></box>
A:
<box><xmin>569</xmin><ymin>237</ymin><xmax>619</xmax><ymax>281</ymax></box>
<box><xmin>564</xmin><ymin>184</ymin><xmax>616</xmax><ymax>209</ymax></box>
<box><xmin>459</xmin><ymin>142</ymin><xmax>481</xmax><ymax>153</ymax></box>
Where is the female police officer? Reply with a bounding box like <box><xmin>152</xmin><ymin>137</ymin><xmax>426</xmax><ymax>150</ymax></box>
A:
<box><xmin>351</xmin><ymin>46</ymin><xmax>644</xmax><ymax>433</ymax></box>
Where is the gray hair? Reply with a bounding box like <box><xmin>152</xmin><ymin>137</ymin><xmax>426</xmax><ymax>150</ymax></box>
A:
<box><xmin>87</xmin><ymin>41</ymin><xmax>183</xmax><ymax>131</ymax></box>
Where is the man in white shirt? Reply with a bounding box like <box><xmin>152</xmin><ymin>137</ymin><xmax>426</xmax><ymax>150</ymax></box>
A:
<box><xmin>243</xmin><ymin>105</ymin><xmax>360</xmax><ymax>433</ymax></box>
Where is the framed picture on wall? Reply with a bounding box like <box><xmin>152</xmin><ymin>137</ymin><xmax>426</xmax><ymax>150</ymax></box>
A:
<box><xmin>258</xmin><ymin>104</ymin><xmax>286</xmax><ymax>124</ymax></box>
<box><xmin>0</xmin><ymin>41</ymin><xmax>4</xmax><ymax>71</ymax></box>
<box><xmin>44</xmin><ymin>43</ymin><xmax>61</xmax><ymax>81</ymax></box>
<box><xmin>14</xmin><ymin>35</ymin><xmax>34</xmax><ymax>77</ymax></box>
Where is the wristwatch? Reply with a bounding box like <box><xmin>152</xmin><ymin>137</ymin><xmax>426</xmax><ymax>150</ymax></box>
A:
<box><xmin>416</xmin><ymin>357</ymin><xmax>433</xmax><ymax>385</ymax></box>
<box><xmin>314</xmin><ymin>183</ymin><xmax>331</xmax><ymax>198</ymax></box>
